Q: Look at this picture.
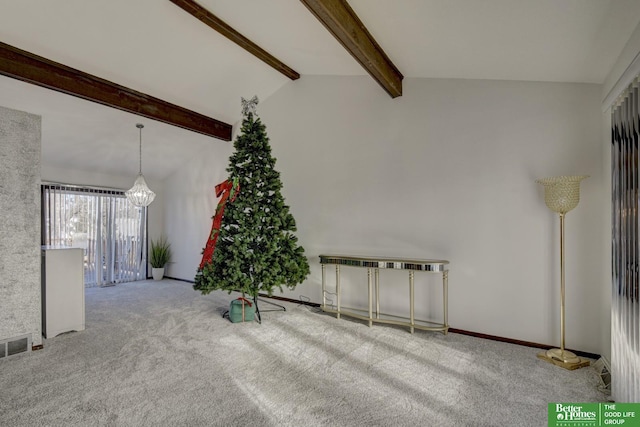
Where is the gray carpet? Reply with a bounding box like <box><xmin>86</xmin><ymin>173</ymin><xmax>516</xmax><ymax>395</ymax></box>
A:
<box><xmin>0</xmin><ymin>279</ymin><xmax>608</xmax><ymax>426</ymax></box>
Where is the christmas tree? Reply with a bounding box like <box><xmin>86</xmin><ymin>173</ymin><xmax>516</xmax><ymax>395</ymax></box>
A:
<box><xmin>194</xmin><ymin>96</ymin><xmax>310</xmax><ymax>298</ymax></box>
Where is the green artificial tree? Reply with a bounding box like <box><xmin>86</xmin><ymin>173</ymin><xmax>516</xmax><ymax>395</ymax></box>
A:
<box><xmin>194</xmin><ymin>96</ymin><xmax>310</xmax><ymax>302</ymax></box>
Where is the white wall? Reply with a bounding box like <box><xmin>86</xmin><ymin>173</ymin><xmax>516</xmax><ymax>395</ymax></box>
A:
<box><xmin>603</xmin><ymin>19</ymin><xmax>640</xmax><ymax>104</ymax></box>
<box><xmin>164</xmin><ymin>75</ymin><xmax>606</xmax><ymax>355</ymax></box>
<box><xmin>162</xmin><ymin>141</ymin><xmax>234</xmax><ymax>281</ymax></box>
<box><xmin>258</xmin><ymin>76</ymin><xmax>604</xmax><ymax>354</ymax></box>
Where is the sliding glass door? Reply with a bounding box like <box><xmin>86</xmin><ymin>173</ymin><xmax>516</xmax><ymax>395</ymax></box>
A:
<box><xmin>41</xmin><ymin>184</ymin><xmax>148</xmax><ymax>287</ymax></box>
<box><xmin>611</xmin><ymin>79</ymin><xmax>640</xmax><ymax>402</ymax></box>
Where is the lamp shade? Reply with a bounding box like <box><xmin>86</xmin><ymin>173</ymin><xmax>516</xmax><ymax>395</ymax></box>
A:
<box><xmin>126</xmin><ymin>174</ymin><xmax>156</xmax><ymax>207</ymax></box>
<box><xmin>536</xmin><ymin>175</ymin><xmax>588</xmax><ymax>214</ymax></box>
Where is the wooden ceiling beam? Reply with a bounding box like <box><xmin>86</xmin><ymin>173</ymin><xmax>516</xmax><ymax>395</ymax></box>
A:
<box><xmin>0</xmin><ymin>41</ymin><xmax>232</xmax><ymax>141</ymax></box>
<box><xmin>169</xmin><ymin>0</ymin><xmax>300</xmax><ymax>81</ymax></box>
<box><xmin>300</xmin><ymin>0</ymin><xmax>403</xmax><ymax>98</ymax></box>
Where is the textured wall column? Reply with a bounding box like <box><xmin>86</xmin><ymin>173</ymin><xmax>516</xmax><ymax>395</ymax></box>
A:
<box><xmin>0</xmin><ymin>105</ymin><xmax>42</xmax><ymax>347</ymax></box>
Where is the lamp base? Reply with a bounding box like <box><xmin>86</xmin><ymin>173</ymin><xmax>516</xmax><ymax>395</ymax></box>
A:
<box><xmin>537</xmin><ymin>349</ymin><xmax>590</xmax><ymax>370</ymax></box>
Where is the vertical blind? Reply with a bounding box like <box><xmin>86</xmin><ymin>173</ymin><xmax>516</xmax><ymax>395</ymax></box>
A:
<box><xmin>611</xmin><ymin>77</ymin><xmax>640</xmax><ymax>403</ymax></box>
<box><xmin>41</xmin><ymin>184</ymin><xmax>148</xmax><ymax>287</ymax></box>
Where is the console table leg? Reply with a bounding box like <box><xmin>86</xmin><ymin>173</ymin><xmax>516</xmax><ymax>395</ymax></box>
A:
<box><xmin>409</xmin><ymin>270</ymin><xmax>415</xmax><ymax>334</ymax></box>
<box><xmin>367</xmin><ymin>268</ymin><xmax>373</xmax><ymax>327</ymax></box>
<box><xmin>321</xmin><ymin>263</ymin><xmax>326</xmax><ymax>311</ymax></box>
<box><xmin>336</xmin><ymin>265</ymin><xmax>341</xmax><ymax>319</ymax></box>
<box><xmin>443</xmin><ymin>270</ymin><xmax>449</xmax><ymax>335</ymax></box>
<box><xmin>375</xmin><ymin>268</ymin><xmax>380</xmax><ymax>319</ymax></box>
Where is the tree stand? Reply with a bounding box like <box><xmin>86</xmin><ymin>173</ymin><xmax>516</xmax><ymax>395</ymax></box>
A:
<box><xmin>222</xmin><ymin>295</ymin><xmax>286</xmax><ymax>323</ymax></box>
<box><xmin>253</xmin><ymin>296</ymin><xmax>286</xmax><ymax>324</ymax></box>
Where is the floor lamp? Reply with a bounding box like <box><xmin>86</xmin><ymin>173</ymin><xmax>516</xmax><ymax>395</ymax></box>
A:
<box><xmin>536</xmin><ymin>175</ymin><xmax>590</xmax><ymax>370</ymax></box>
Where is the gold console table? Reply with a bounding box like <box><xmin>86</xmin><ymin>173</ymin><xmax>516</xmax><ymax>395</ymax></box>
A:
<box><xmin>320</xmin><ymin>255</ymin><xmax>449</xmax><ymax>334</ymax></box>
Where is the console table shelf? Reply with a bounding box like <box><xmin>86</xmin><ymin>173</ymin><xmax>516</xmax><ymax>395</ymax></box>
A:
<box><xmin>319</xmin><ymin>255</ymin><xmax>449</xmax><ymax>334</ymax></box>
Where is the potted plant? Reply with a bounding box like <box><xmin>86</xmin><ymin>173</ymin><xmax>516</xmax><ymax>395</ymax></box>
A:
<box><xmin>150</xmin><ymin>235</ymin><xmax>171</xmax><ymax>280</ymax></box>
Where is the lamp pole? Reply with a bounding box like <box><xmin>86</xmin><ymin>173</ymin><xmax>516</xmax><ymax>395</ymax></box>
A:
<box><xmin>559</xmin><ymin>212</ymin><xmax>566</xmax><ymax>356</ymax></box>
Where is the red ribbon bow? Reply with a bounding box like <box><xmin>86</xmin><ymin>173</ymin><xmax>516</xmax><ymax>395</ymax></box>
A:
<box><xmin>199</xmin><ymin>178</ymin><xmax>240</xmax><ymax>269</ymax></box>
<box><xmin>236</xmin><ymin>297</ymin><xmax>252</xmax><ymax>307</ymax></box>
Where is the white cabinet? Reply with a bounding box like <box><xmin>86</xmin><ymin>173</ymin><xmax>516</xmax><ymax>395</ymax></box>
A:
<box><xmin>41</xmin><ymin>247</ymin><xmax>85</xmax><ymax>338</ymax></box>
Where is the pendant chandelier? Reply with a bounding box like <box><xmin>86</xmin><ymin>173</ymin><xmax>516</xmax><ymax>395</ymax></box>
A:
<box><xmin>125</xmin><ymin>123</ymin><xmax>156</xmax><ymax>207</ymax></box>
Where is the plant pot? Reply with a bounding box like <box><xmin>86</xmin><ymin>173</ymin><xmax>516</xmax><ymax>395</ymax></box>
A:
<box><xmin>152</xmin><ymin>267</ymin><xmax>165</xmax><ymax>281</ymax></box>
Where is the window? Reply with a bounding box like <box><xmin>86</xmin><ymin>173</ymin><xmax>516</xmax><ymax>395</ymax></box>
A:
<box><xmin>41</xmin><ymin>184</ymin><xmax>148</xmax><ymax>287</ymax></box>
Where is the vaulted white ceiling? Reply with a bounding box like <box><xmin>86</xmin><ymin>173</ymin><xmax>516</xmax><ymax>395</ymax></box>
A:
<box><xmin>1</xmin><ymin>0</ymin><xmax>639</xmax><ymax>181</ymax></box>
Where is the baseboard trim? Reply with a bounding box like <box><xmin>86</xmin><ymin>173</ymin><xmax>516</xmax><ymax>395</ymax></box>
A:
<box><xmin>32</xmin><ymin>344</ymin><xmax>43</xmax><ymax>351</ymax></box>
<box><xmin>163</xmin><ymin>277</ymin><xmax>601</xmax><ymax>359</ymax></box>
<box><xmin>164</xmin><ymin>276</ymin><xmax>193</xmax><ymax>284</ymax></box>
<box><xmin>448</xmin><ymin>328</ymin><xmax>601</xmax><ymax>360</ymax></box>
